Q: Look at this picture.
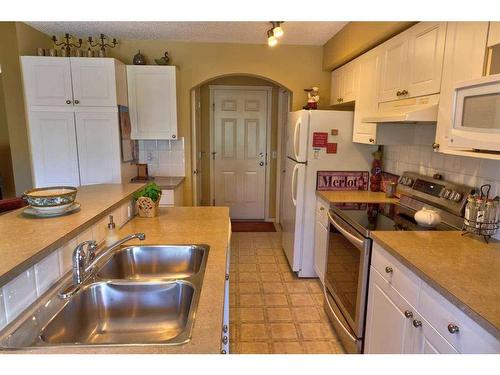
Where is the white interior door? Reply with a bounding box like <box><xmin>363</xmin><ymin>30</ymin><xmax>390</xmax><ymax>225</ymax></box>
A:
<box><xmin>213</xmin><ymin>88</ymin><xmax>268</xmax><ymax>219</ymax></box>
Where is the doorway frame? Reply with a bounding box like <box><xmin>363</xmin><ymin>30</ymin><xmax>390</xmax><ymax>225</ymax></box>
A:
<box><xmin>209</xmin><ymin>85</ymin><xmax>273</xmax><ymax>220</ymax></box>
<box><xmin>275</xmin><ymin>89</ymin><xmax>291</xmax><ymax>225</ymax></box>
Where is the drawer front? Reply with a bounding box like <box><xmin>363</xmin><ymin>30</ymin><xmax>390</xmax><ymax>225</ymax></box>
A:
<box><xmin>371</xmin><ymin>242</ymin><xmax>421</xmax><ymax>307</ymax></box>
<box><xmin>159</xmin><ymin>189</ymin><xmax>174</xmax><ymax>206</ymax></box>
<box><xmin>316</xmin><ymin>198</ymin><xmax>329</xmax><ymax>228</ymax></box>
<box><xmin>419</xmin><ymin>282</ymin><xmax>500</xmax><ymax>354</ymax></box>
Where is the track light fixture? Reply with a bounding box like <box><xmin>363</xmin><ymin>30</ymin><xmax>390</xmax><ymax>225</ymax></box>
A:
<box><xmin>267</xmin><ymin>21</ymin><xmax>284</xmax><ymax>47</ymax></box>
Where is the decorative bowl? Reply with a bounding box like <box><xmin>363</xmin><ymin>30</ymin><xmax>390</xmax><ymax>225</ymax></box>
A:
<box><xmin>23</xmin><ymin>186</ymin><xmax>78</xmax><ymax>208</ymax></box>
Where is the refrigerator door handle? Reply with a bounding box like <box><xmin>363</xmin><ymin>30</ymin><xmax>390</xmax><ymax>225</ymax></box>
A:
<box><xmin>291</xmin><ymin>163</ymin><xmax>299</xmax><ymax>207</ymax></box>
<box><xmin>293</xmin><ymin>118</ymin><xmax>301</xmax><ymax>160</ymax></box>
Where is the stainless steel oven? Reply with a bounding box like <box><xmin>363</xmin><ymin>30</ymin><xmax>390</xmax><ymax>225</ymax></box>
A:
<box><xmin>324</xmin><ymin>210</ymin><xmax>371</xmax><ymax>354</ymax></box>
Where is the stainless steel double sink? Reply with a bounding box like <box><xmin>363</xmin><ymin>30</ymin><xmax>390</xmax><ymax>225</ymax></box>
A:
<box><xmin>0</xmin><ymin>245</ymin><xmax>209</xmax><ymax>349</ymax></box>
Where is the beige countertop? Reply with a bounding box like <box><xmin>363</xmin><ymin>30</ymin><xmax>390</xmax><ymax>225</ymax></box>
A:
<box><xmin>0</xmin><ymin>183</ymin><xmax>144</xmax><ymax>286</ymax></box>
<box><xmin>131</xmin><ymin>176</ymin><xmax>185</xmax><ymax>189</ymax></box>
<box><xmin>316</xmin><ymin>190</ymin><xmax>399</xmax><ymax>204</ymax></box>
<box><xmin>10</xmin><ymin>206</ymin><xmax>230</xmax><ymax>354</ymax></box>
<box><xmin>371</xmin><ymin>231</ymin><xmax>500</xmax><ymax>339</ymax></box>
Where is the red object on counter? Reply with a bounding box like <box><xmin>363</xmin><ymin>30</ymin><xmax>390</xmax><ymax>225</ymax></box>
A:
<box><xmin>0</xmin><ymin>197</ymin><xmax>28</xmax><ymax>214</ymax></box>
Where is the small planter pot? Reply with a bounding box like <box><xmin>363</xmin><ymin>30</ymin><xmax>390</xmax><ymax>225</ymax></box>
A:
<box><xmin>136</xmin><ymin>196</ymin><xmax>160</xmax><ymax>218</ymax></box>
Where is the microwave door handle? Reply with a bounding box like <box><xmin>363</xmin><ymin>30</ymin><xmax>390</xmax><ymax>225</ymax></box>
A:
<box><xmin>327</xmin><ymin>211</ymin><xmax>364</xmax><ymax>249</ymax></box>
<box><xmin>324</xmin><ymin>287</ymin><xmax>358</xmax><ymax>343</ymax></box>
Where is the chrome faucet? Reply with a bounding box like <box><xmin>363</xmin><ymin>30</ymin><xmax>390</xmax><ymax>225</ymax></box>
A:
<box><xmin>60</xmin><ymin>233</ymin><xmax>146</xmax><ymax>298</ymax></box>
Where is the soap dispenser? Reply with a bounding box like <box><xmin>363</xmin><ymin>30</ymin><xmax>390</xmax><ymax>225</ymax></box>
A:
<box><xmin>105</xmin><ymin>215</ymin><xmax>120</xmax><ymax>246</ymax></box>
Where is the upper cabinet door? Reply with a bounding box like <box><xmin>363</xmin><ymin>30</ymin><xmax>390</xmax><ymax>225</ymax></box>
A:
<box><xmin>127</xmin><ymin>65</ymin><xmax>178</xmax><ymax>140</ymax></box>
<box><xmin>487</xmin><ymin>21</ymin><xmax>500</xmax><ymax>47</ymax></box>
<box><xmin>378</xmin><ymin>35</ymin><xmax>408</xmax><ymax>102</ymax></box>
<box><xmin>405</xmin><ymin>22</ymin><xmax>446</xmax><ymax>99</ymax></box>
<box><xmin>75</xmin><ymin>111</ymin><xmax>121</xmax><ymax>185</ymax></box>
<box><xmin>330</xmin><ymin>68</ymin><xmax>344</xmax><ymax>105</ymax></box>
<box><xmin>70</xmin><ymin>58</ymin><xmax>117</xmax><ymax>107</ymax></box>
<box><xmin>342</xmin><ymin>61</ymin><xmax>360</xmax><ymax>103</ymax></box>
<box><xmin>21</xmin><ymin>57</ymin><xmax>73</xmax><ymax>107</ymax></box>
<box><xmin>27</xmin><ymin>111</ymin><xmax>80</xmax><ymax>187</ymax></box>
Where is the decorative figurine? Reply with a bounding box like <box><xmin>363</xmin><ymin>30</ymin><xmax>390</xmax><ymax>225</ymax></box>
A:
<box><xmin>133</xmin><ymin>50</ymin><xmax>147</xmax><ymax>65</ymax></box>
<box><xmin>303</xmin><ymin>87</ymin><xmax>320</xmax><ymax>110</ymax></box>
<box><xmin>154</xmin><ymin>51</ymin><xmax>170</xmax><ymax>65</ymax></box>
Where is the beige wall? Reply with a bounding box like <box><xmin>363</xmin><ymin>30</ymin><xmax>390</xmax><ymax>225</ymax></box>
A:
<box><xmin>198</xmin><ymin>75</ymin><xmax>282</xmax><ymax>217</ymax></box>
<box><xmin>323</xmin><ymin>22</ymin><xmax>417</xmax><ymax>70</ymax></box>
<box><xmin>108</xmin><ymin>40</ymin><xmax>330</xmax><ymax>206</ymax></box>
<box><xmin>0</xmin><ymin>73</ymin><xmax>15</xmax><ymax>198</ymax></box>
<box><xmin>0</xmin><ymin>22</ymin><xmax>52</xmax><ymax>196</ymax></box>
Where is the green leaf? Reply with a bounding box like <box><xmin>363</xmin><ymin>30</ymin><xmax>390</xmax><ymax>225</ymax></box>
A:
<box><xmin>134</xmin><ymin>182</ymin><xmax>162</xmax><ymax>202</ymax></box>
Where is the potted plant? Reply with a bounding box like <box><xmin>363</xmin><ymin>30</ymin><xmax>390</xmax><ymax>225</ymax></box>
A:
<box><xmin>133</xmin><ymin>182</ymin><xmax>162</xmax><ymax>218</ymax></box>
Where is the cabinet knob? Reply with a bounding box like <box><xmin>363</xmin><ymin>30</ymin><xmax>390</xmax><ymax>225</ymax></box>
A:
<box><xmin>404</xmin><ymin>310</ymin><xmax>413</xmax><ymax>319</ymax></box>
<box><xmin>74</xmin><ymin>99</ymin><xmax>80</xmax><ymax>104</ymax></box>
<box><xmin>172</xmin><ymin>134</ymin><xmax>176</xmax><ymax>139</ymax></box>
<box><xmin>220</xmin><ymin>349</ymin><xmax>227</xmax><ymax>354</ymax></box>
<box><xmin>225</xmin><ymin>273</ymin><xmax>229</xmax><ymax>281</ymax></box>
<box><xmin>222</xmin><ymin>335</ymin><xmax>228</xmax><ymax>345</ymax></box>
<box><xmin>447</xmin><ymin>324</ymin><xmax>459</xmax><ymax>334</ymax></box>
<box><xmin>432</xmin><ymin>143</ymin><xmax>440</xmax><ymax>150</ymax></box>
<box><xmin>401</xmin><ymin>90</ymin><xmax>408</xmax><ymax>96</ymax></box>
<box><xmin>385</xmin><ymin>266</ymin><xmax>393</xmax><ymax>274</ymax></box>
<box><xmin>320</xmin><ymin>207</ymin><xmax>324</xmax><ymax>211</ymax></box>
<box><xmin>66</xmin><ymin>100</ymin><xmax>72</xmax><ymax>104</ymax></box>
<box><xmin>223</xmin><ymin>324</ymin><xmax>228</xmax><ymax>333</ymax></box>
<box><xmin>412</xmin><ymin>319</ymin><xmax>422</xmax><ymax>328</ymax></box>
<box><xmin>337</xmin><ymin>98</ymin><xmax>341</xmax><ymax>103</ymax></box>
<box><xmin>396</xmin><ymin>90</ymin><xmax>402</xmax><ymax>97</ymax></box>
<box><xmin>369</xmin><ymin>138</ymin><xmax>375</xmax><ymax>143</ymax></box>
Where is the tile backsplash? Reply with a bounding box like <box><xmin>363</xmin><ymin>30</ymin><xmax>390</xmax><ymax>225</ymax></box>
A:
<box><xmin>138</xmin><ymin>139</ymin><xmax>186</xmax><ymax>177</ymax></box>
<box><xmin>383</xmin><ymin>145</ymin><xmax>500</xmax><ymax>197</ymax></box>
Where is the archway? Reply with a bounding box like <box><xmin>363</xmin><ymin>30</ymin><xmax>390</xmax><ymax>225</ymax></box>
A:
<box><xmin>190</xmin><ymin>73</ymin><xmax>291</xmax><ymax>224</ymax></box>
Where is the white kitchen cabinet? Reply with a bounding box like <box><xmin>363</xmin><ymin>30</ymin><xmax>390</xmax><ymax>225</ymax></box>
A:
<box><xmin>21</xmin><ymin>57</ymin><xmax>126</xmax><ymax>108</ymax></box>
<box><xmin>487</xmin><ymin>21</ymin><xmax>500</xmax><ymax>47</ymax></box>
<box><xmin>365</xmin><ymin>241</ymin><xmax>500</xmax><ymax>354</ymax></box>
<box><xmin>21</xmin><ymin>57</ymin><xmax>74</xmax><ymax>107</ymax></box>
<box><xmin>127</xmin><ymin>65</ymin><xmax>178</xmax><ymax>140</ymax></box>
<box><xmin>75</xmin><ymin>112</ymin><xmax>121</xmax><ymax>185</ymax></box>
<box><xmin>378</xmin><ymin>22</ymin><xmax>446</xmax><ymax>102</ymax></box>
<box><xmin>27</xmin><ymin>111</ymin><xmax>80</xmax><ymax>187</ymax></box>
<box><xmin>365</xmin><ymin>267</ymin><xmax>416</xmax><ymax>354</ymax></box>
<box><xmin>352</xmin><ymin>49</ymin><xmax>380</xmax><ymax>144</ymax></box>
<box><xmin>434</xmin><ymin>22</ymin><xmax>489</xmax><ymax>154</ymax></box>
<box><xmin>313</xmin><ymin>197</ymin><xmax>329</xmax><ymax>283</ymax></box>
<box><xmin>330</xmin><ymin>60</ymin><xmax>360</xmax><ymax>105</ymax></box>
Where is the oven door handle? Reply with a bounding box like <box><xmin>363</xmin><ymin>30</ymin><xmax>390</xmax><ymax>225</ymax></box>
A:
<box><xmin>324</xmin><ymin>286</ymin><xmax>358</xmax><ymax>343</ymax></box>
<box><xmin>327</xmin><ymin>211</ymin><xmax>365</xmax><ymax>249</ymax></box>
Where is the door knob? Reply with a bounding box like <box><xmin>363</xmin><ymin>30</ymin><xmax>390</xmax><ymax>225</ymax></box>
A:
<box><xmin>259</xmin><ymin>161</ymin><xmax>265</xmax><ymax>166</ymax></box>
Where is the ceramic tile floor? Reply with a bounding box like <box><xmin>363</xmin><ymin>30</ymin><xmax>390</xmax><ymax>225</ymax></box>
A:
<box><xmin>229</xmin><ymin>231</ymin><xmax>345</xmax><ymax>354</ymax></box>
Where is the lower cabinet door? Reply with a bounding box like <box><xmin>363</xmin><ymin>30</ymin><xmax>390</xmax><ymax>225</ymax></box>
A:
<box><xmin>364</xmin><ymin>267</ymin><xmax>416</xmax><ymax>353</ymax></box>
<box><xmin>313</xmin><ymin>221</ymin><xmax>328</xmax><ymax>284</ymax></box>
<box><xmin>412</xmin><ymin>314</ymin><xmax>459</xmax><ymax>354</ymax></box>
<box><xmin>75</xmin><ymin>112</ymin><xmax>121</xmax><ymax>185</ymax></box>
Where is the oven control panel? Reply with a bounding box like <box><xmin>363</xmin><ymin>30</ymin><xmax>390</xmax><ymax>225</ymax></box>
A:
<box><xmin>397</xmin><ymin>172</ymin><xmax>473</xmax><ymax>215</ymax></box>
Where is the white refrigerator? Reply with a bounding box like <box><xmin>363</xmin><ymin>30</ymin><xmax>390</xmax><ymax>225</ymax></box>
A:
<box><xmin>281</xmin><ymin>110</ymin><xmax>374</xmax><ymax>277</ymax></box>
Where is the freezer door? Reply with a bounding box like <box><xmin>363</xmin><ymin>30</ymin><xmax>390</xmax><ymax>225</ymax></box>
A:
<box><xmin>286</xmin><ymin>110</ymin><xmax>309</xmax><ymax>162</ymax></box>
<box><xmin>281</xmin><ymin>158</ymin><xmax>306</xmax><ymax>272</ymax></box>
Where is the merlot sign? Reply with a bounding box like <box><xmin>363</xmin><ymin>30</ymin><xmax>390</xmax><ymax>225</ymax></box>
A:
<box><xmin>316</xmin><ymin>171</ymin><xmax>369</xmax><ymax>191</ymax></box>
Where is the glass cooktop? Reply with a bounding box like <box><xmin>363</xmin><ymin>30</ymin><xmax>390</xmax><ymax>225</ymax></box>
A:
<box><xmin>330</xmin><ymin>202</ymin><xmax>456</xmax><ymax>236</ymax></box>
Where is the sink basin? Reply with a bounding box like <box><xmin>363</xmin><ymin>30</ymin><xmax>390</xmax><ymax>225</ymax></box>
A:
<box><xmin>96</xmin><ymin>245</ymin><xmax>206</xmax><ymax>280</ymax></box>
<box><xmin>39</xmin><ymin>281</ymin><xmax>195</xmax><ymax>345</ymax></box>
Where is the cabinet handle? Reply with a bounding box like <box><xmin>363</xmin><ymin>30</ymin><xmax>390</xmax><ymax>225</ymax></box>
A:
<box><xmin>337</xmin><ymin>98</ymin><xmax>341</xmax><ymax>103</ymax></box>
<box><xmin>369</xmin><ymin>138</ymin><xmax>375</xmax><ymax>143</ymax></box>
<box><xmin>404</xmin><ymin>310</ymin><xmax>413</xmax><ymax>319</ymax></box>
<box><xmin>220</xmin><ymin>349</ymin><xmax>227</xmax><ymax>354</ymax></box>
<box><xmin>66</xmin><ymin>100</ymin><xmax>72</xmax><ymax>104</ymax></box>
<box><xmin>223</xmin><ymin>324</ymin><xmax>228</xmax><ymax>333</ymax></box>
<box><xmin>432</xmin><ymin>143</ymin><xmax>440</xmax><ymax>150</ymax></box>
<box><xmin>385</xmin><ymin>266</ymin><xmax>393</xmax><ymax>274</ymax></box>
<box><xmin>225</xmin><ymin>273</ymin><xmax>229</xmax><ymax>281</ymax></box>
<box><xmin>396</xmin><ymin>90</ymin><xmax>402</xmax><ymax>97</ymax></box>
<box><xmin>172</xmin><ymin>134</ymin><xmax>177</xmax><ymax>139</ymax></box>
<box><xmin>447</xmin><ymin>324</ymin><xmax>459</xmax><ymax>334</ymax></box>
<box><xmin>412</xmin><ymin>319</ymin><xmax>422</xmax><ymax>328</ymax></box>
<box><xmin>74</xmin><ymin>99</ymin><xmax>80</xmax><ymax>104</ymax></box>
<box><xmin>401</xmin><ymin>90</ymin><xmax>408</xmax><ymax>96</ymax></box>
<box><xmin>222</xmin><ymin>335</ymin><xmax>228</xmax><ymax>345</ymax></box>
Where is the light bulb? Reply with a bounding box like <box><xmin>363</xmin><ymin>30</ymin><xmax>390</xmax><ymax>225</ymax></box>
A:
<box><xmin>268</xmin><ymin>35</ymin><xmax>278</xmax><ymax>47</ymax></box>
<box><xmin>273</xmin><ymin>25</ymin><xmax>284</xmax><ymax>38</ymax></box>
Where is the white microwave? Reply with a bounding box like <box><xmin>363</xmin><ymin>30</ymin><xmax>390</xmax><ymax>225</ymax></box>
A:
<box><xmin>450</xmin><ymin>73</ymin><xmax>500</xmax><ymax>152</ymax></box>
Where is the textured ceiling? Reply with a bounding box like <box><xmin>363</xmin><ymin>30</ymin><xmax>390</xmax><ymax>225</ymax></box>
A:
<box><xmin>26</xmin><ymin>21</ymin><xmax>347</xmax><ymax>46</ymax></box>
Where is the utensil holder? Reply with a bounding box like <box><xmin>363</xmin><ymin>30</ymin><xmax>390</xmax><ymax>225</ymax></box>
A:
<box><xmin>136</xmin><ymin>196</ymin><xmax>160</xmax><ymax>218</ymax></box>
